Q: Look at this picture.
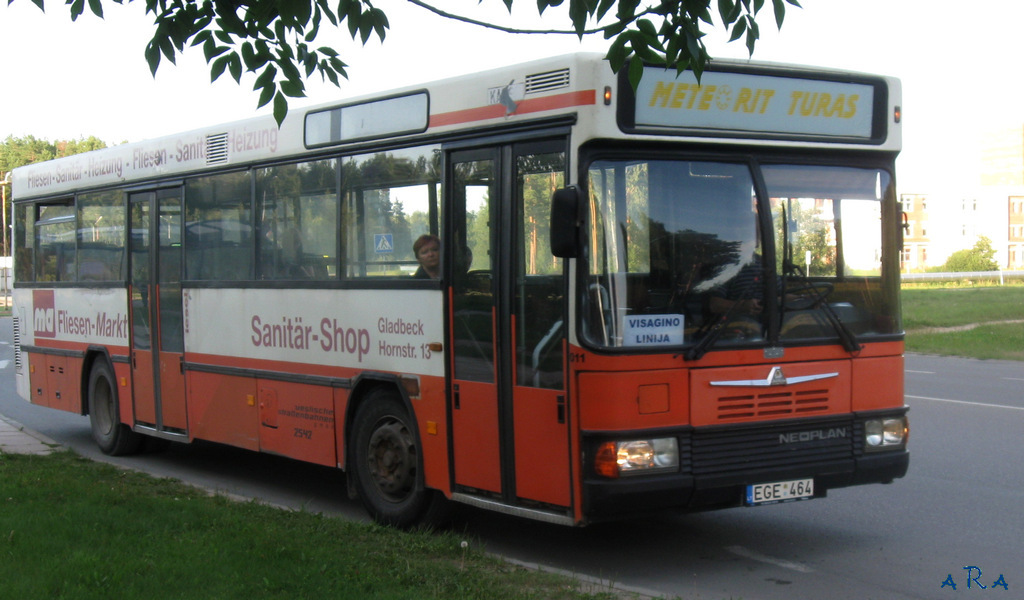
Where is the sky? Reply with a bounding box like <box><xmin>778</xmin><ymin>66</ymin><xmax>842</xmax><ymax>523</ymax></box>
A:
<box><xmin>2</xmin><ymin>0</ymin><xmax>1023</xmax><ymax>195</ymax></box>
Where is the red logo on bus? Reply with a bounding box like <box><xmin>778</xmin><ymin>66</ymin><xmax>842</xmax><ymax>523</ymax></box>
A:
<box><xmin>33</xmin><ymin>289</ymin><xmax>56</xmax><ymax>338</ymax></box>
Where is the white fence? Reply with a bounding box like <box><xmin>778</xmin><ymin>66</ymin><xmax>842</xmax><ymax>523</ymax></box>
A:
<box><xmin>901</xmin><ymin>270</ymin><xmax>1024</xmax><ymax>284</ymax></box>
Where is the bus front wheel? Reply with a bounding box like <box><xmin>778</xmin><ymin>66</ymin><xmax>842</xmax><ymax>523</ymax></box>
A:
<box><xmin>87</xmin><ymin>360</ymin><xmax>143</xmax><ymax>456</ymax></box>
<box><xmin>351</xmin><ymin>388</ymin><xmax>447</xmax><ymax>528</ymax></box>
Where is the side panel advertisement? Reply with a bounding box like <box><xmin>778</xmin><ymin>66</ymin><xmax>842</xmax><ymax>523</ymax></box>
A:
<box><xmin>184</xmin><ymin>288</ymin><xmax>445</xmax><ymax>376</ymax></box>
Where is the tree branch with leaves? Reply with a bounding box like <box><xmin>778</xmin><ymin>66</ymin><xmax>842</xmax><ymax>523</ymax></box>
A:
<box><xmin>17</xmin><ymin>0</ymin><xmax>800</xmax><ymax>124</ymax></box>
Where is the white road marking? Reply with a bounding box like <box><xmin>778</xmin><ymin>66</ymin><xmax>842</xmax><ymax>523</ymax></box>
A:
<box><xmin>906</xmin><ymin>395</ymin><xmax>1024</xmax><ymax>411</ymax></box>
<box><xmin>905</xmin><ymin>369</ymin><xmax>934</xmax><ymax>374</ymax></box>
<box><xmin>725</xmin><ymin>545</ymin><xmax>814</xmax><ymax>573</ymax></box>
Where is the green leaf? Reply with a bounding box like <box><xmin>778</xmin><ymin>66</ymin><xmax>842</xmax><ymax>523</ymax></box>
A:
<box><xmin>203</xmin><ymin>39</ymin><xmax>228</xmax><ymax>61</ymax></box>
<box><xmin>537</xmin><ymin>0</ymin><xmax>559</xmax><ymax>14</ymax></box>
<box><xmin>595</xmin><ymin>0</ymin><xmax>615</xmax><ymax>21</ymax></box>
<box><xmin>253</xmin><ymin>63</ymin><xmax>277</xmax><ymax>91</ymax></box>
<box><xmin>371</xmin><ymin>8</ymin><xmax>388</xmax><ymax>40</ymax></box>
<box><xmin>279</xmin><ymin>54</ymin><xmax>302</xmax><ymax>83</ymax></box>
<box><xmin>87</xmin><ymin>0</ymin><xmax>103</xmax><ymax>18</ymax></box>
<box><xmin>601</xmin><ymin>20</ymin><xmax>626</xmax><ymax>40</ymax></box>
<box><xmin>727</xmin><ymin>0</ymin><xmax>744</xmax><ymax>23</ymax></box>
<box><xmin>636</xmin><ymin>18</ymin><xmax>656</xmax><ymax>38</ymax></box>
<box><xmin>616</xmin><ymin>0</ymin><xmax>641</xmax><ymax>22</ymax></box>
<box><xmin>213</xmin><ymin>0</ymin><xmax>245</xmax><ymax>33</ymax></box>
<box><xmin>274</xmin><ymin>19</ymin><xmax>287</xmax><ymax>44</ymax></box>
<box><xmin>303</xmin><ymin>53</ymin><xmax>317</xmax><ymax>77</ymax></box>
<box><xmin>159</xmin><ymin>36</ymin><xmax>177</xmax><ymax>64</ymax></box>
<box><xmin>144</xmin><ymin>41</ymin><xmax>162</xmax><ymax>76</ymax></box>
<box><xmin>228</xmin><ymin>53</ymin><xmax>242</xmax><ymax>82</ymax></box>
<box><xmin>214</xmin><ymin>28</ymin><xmax>234</xmax><ymax>44</ymax></box>
<box><xmin>728</xmin><ymin>18</ymin><xmax>746</xmax><ymax>42</ymax></box>
<box><xmin>69</xmin><ymin>0</ymin><xmax>84</xmax><ymax>19</ymax></box>
<box><xmin>745</xmin><ymin>20</ymin><xmax>759</xmax><ymax>56</ymax></box>
<box><xmin>280</xmin><ymin>79</ymin><xmax>306</xmax><ymax>98</ymax></box>
<box><xmin>324</xmin><ymin>65</ymin><xmax>340</xmax><ymax>86</ymax></box>
<box><xmin>292</xmin><ymin>0</ymin><xmax>312</xmax><ymax>27</ymax></box>
<box><xmin>307</xmin><ymin>7</ymin><xmax>322</xmax><ymax>41</ymax></box>
<box><xmin>568</xmin><ymin>0</ymin><xmax>587</xmax><ymax>35</ymax></box>
<box><xmin>241</xmin><ymin>42</ymin><xmax>259</xmax><ymax>70</ymax></box>
<box><xmin>210</xmin><ymin>55</ymin><xmax>230</xmax><ymax>82</ymax></box>
<box><xmin>358</xmin><ymin>19</ymin><xmax>372</xmax><ymax>44</ymax></box>
<box><xmin>192</xmin><ymin>30</ymin><xmax>213</xmax><ymax>48</ymax></box>
<box><xmin>718</xmin><ymin>0</ymin><xmax>736</xmax><ymax>24</ymax></box>
<box><xmin>318</xmin><ymin>0</ymin><xmax>338</xmax><ymax>25</ymax></box>
<box><xmin>273</xmin><ymin>91</ymin><xmax>288</xmax><ymax>126</ymax></box>
<box><xmin>772</xmin><ymin>0</ymin><xmax>785</xmax><ymax>28</ymax></box>
<box><xmin>606</xmin><ymin>37</ymin><xmax>628</xmax><ymax>73</ymax></box>
<box><xmin>627</xmin><ymin>56</ymin><xmax>644</xmax><ymax>91</ymax></box>
<box><xmin>328</xmin><ymin>56</ymin><xmax>348</xmax><ymax>76</ymax></box>
<box><xmin>256</xmin><ymin>80</ymin><xmax>276</xmax><ymax>109</ymax></box>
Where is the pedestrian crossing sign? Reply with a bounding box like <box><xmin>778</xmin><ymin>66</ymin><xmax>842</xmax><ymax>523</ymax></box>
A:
<box><xmin>374</xmin><ymin>233</ymin><xmax>394</xmax><ymax>254</ymax></box>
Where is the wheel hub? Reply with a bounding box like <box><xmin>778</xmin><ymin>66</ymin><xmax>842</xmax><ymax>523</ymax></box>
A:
<box><xmin>367</xmin><ymin>420</ymin><xmax>416</xmax><ymax>501</ymax></box>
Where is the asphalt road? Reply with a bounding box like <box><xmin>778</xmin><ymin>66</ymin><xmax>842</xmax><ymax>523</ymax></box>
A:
<box><xmin>1</xmin><ymin>316</ymin><xmax>1021</xmax><ymax>599</ymax></box>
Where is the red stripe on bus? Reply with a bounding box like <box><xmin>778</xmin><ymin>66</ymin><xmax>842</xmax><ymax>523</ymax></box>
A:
<box><xmin>429</xmin><ymin>90</ymin><xmax>597</xmax><ymax>128</ymax></box>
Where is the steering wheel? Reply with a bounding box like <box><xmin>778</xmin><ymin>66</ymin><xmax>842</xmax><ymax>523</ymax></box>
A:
<box><xmin>784</xmin><ymin>281</ymin><xmax>834</xmax><ymax>311</ymax></box>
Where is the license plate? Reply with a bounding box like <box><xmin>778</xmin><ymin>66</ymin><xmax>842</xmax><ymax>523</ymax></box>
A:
<box><xmin>745</xmin><ymin>478</ymin><xmax>814</xmax><ymax>506</ymax></box>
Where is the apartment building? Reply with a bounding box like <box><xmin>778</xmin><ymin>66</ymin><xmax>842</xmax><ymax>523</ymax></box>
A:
<box><xmin>899</xmin><ymin>124</ymin><xmax>1024</xmax><ymax>271</ymax></box>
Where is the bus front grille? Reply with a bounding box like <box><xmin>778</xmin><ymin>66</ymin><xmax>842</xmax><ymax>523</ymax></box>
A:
<box><xmin>714</xmin><ymin>387</ymin><xmax>832</xmax><ymax>421</ymax></box>
<box><xmin>689</xmin><ymin>416</ymin><xmax>854</xmax><ymax>477</ymax></box>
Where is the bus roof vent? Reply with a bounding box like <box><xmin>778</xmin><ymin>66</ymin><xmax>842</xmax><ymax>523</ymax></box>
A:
<box><xmin>525</xmin><ymin>68</ymin><xmax>570</xmax><ymax>95</ymax></box>
<box><xmin>206</xmin><ymin>133</ymin><xmax>229</xmax><ymax>165</ymax></box>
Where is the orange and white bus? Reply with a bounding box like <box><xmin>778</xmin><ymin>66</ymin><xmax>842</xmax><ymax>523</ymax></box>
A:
<box><xmin>11</xmin><ymin>53</ymin><xmax>908</xmax><ymax>526</ymax></box>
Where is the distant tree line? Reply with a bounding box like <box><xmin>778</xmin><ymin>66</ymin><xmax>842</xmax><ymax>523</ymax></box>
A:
<box><xmin>931</xmin><ymin>236</ymin><xmax>1000</xmax><ymax>273</ymax></box>
<box><xmin>1</xmin><ymin>135</ymin><xmax>108</xmax><ymax>256</ymax></box>
<box><xmin>1</xmin><ymin>135</ymin><xmax>108</xmax><ymax>175</ymax></box>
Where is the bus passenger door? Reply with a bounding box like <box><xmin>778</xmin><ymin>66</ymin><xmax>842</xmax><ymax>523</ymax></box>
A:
<box><xmin>448</xmin><ymin>141</ymin><xmax>571</xmax><ymax>510</ymax></box>
<box><xmin>129</xmin><ymin>188</ymin><xmax>187</xmax><ymax>436</ymax></box>
<box><xmin>449</xmin><ymin>150</ymin><xmax>502</xmax><ymax>493</ymax></box>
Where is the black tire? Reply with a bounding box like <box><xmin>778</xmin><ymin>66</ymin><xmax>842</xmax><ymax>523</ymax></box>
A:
<box><xmin>87</xmin><ymin>360</ymin><xmax>143</xmax><ymax>456</ymax></box>
<box><xmin>351</xmin><ymin>388</ymin><xmax>450</xmax><ymax>529</ymax></box>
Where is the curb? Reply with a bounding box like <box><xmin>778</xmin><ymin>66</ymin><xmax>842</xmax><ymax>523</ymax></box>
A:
<box><xmin>0</xmin><ymin>413</ymin><xmax>61</xmax><ymax>455</ymax></box>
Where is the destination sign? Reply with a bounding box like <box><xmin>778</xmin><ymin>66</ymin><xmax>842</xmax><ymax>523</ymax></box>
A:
<box><xmin>633</xmin><ymin>67</ymin><xmax>878</xmax><ymax>140</ymax></box>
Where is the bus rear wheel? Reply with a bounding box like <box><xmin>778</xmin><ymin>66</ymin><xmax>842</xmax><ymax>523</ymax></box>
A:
<box><xmin>351</xmin><ymin>388</ymin><xmax>448</xmax><ymax>528</ymax></box>
<box><xmin>87</xmin><ymin>360</ymin><xmax>143</xmax><ymax>456</ymax></box>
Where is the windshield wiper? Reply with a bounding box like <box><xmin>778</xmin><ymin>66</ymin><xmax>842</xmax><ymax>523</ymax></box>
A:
<box><xmin>779</xmin><ymin>202</ymin><xmax>860</xmax><ymax>354</ymax></box>
<box><xmin>782</xmin><ymin>260</ymin><xmax>861</xmax><ymax>354</ymax></box>
<box><xmin>683</xmin><ymin>285</ymin><xmax>756</xmax><ymax>362</ymax></box>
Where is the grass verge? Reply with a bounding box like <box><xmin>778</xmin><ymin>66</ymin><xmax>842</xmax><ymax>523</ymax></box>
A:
<box><xmin>901</xmin><ymin>285</ymin><xmax>1024</xmax><ymax>360</ymax></box>
<box><xmin>0</xmin><ymin>452</ymin><xmax>615</xmax><ymax>600</ymax></box>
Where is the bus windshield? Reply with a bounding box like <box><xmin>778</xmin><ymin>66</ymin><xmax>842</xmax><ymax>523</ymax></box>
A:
<box><xmin>581</xmin><ymin>158</ymin><xmax>899</xmax><ymax>353</ymax></box>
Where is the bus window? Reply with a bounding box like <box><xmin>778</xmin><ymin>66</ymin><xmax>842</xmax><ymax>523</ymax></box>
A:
<box><xmin>515</xmin><ymin>150</ymin><xmax>565</xmax><ymax>388</ymax></box>
<box><xmin>583</xmin><ymin>160</ymin><xmax>759</xmax><ymax>348</ymax></box>
<box><xmin>14</xmin><ymin>203</ymin><xmax>35</xmax><ymax>282</ymax></box>
<box><xmin>341</xmin><ymin>146</ymin><xmax>441</xmax><ymax>278</ymax></box>
<box><xmin>185</xmin><ymin>172</ymin><xmax>253</xmax><ymax>281</ymax></box>
<box><xmin>257</xmin><ymin>159</ymin><xmax>338</xmax><ymax>281</ymax></box>
<box><xmin>36</xmin><ymin>202</ymin><xmax>76</xmax><ymax>282</ymax></box>
<box><xmin>765</xmin><ymin>165</ymin><xmax>897</xmax><ymax>340</ymax></box>
<box><xmin>77</xmin><ymin>190</ymin><xmax>126</xmax><ymax>282</ymax></box>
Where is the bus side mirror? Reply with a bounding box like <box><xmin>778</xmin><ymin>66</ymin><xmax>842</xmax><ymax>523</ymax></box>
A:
<box><xmin>550</xmin><ymin>186</ymin><xmax>582</xmax><ymax>258</ymax></box>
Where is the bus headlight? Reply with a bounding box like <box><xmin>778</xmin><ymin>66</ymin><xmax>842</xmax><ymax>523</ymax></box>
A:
<box><xmin>864</xmin><ymin>417</ymin><xmax>908</xmax><ymax>451</ymax></box>
<box><xmin>594</xmin><ymin>437</ymin><xmax>679</xmax><ymax>478</ymax></box>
